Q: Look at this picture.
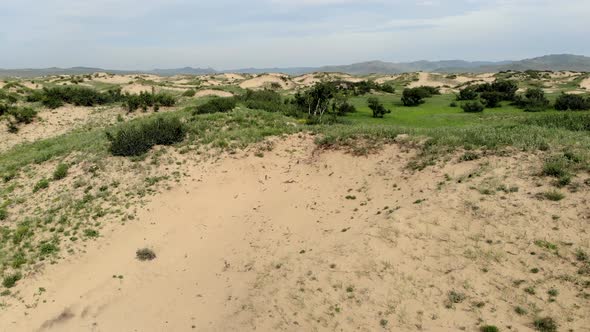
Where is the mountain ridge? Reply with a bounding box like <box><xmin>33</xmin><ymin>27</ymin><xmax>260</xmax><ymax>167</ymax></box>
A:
<box><xmin>1</xmin><ymin>54</ymin><xmax>588</xmax><ymax>78</ymax></box>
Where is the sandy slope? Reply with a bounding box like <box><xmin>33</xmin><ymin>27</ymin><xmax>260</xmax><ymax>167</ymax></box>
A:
<box><xmin>1</xmin><ymin>136</ymin><xmax>589</xmax><ymax>331</ymax></box>
<box><xmin>580</xmin><ymin>78</ymin><xmax>590</xmax><ymax>90</ymax></box>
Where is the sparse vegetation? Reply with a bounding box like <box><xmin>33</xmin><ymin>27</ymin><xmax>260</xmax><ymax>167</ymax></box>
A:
<box><xmin>136</xmin><ymin>248</ymin><xmax>156</xmax><ymax>261</ymax></box>
<box><xmin>107</xmin><ymin>116</ymin><xmax>186</xmax><ymax>156</ymax></box>
<box><xmin>533</xmin><ymin>317</ymin><xmax>557</xmax><ymax>332</ymax></box>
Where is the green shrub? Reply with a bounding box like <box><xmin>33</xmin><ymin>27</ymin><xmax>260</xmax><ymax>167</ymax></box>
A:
<box><xmin>543</xmin><ymin>190</ymin><xmax>565</xmax><ymax>201</ymax></box>
<box><xmin>367</xmin><ymin>97</ymin><xmax>391</xmax><ymax>118</ymax></box>
<box><xmin>533</xmin><ymin>317</ymin><xmax>557</xmax><ymax>332</ymax></box>
<box><xmin>554</xmin><ymin>93</ymin><xmax>590</xmax><ymax>111</ymax></box>
<box><xmin>2</xmin><ymin>272</ymin><xmax>22</xmax><ymax>288</ymax></box>
<box><xmin>475</xmin><ymin>80</ymin><xmax>518</xmax><ymax>101</ymax></box>
<box><xmin>136</xmin><ymin>248</ymin><xmax>156</xmax><ymax>261</ymax></box>
<box><xmin>480</xmin><ymin>91</ymin><xmax>503</xmax><ymax>108</ymax></box>
<box><xmin>457</xmin><ymin>86</ymin><xmax>478</xmax><ymax>100</ymax></box>
<box><xmin>195</xmin><ymin>97</ymin><xmax>237</xmax><ymax>114</ymax></box>
<box><xmin>33</xmin><ymin>178</ymin><xmax>50</xmax><ymax>192</ymax></box>
<box><xmin>8</xmin><ymin>107</ymin><xmax>37</xmax><ymax>124</ymax></box>
<box><xmin>401</xmin><ymin>87</ymin><xmax>433</xmax><ymax>106</ymax></box>
<box><xmin>480</xmin><ymin>326</ymin><xmax>499</xmax><ymax>332</ymax></box>
<box><xmin>182</xmin><ymin>89</ymin><xmax>196</xmax><ymax>97</ymax></box>
<box><xmin>39</xmin><ymin>242</ymin><xmax>59</xmax><ymax>256</ymax></box>
<box><xmin>0</xmin><ymin>208</ymin><xmax>6</xmax><ymax>221</ymax></box>
<box><xmin>41</xmin><ymin>86</ymin><xmax>124</xmax><ymax>108</ymax></box>
<box><xmin>514</xmin><ymin>88</ymin><xmax>550</xmax><ymax>112</ymax></box>
<box><xmin>107</xmin><ymin>117</ymin><xmax>186</xmax><ymax>156</ymax></box>
<box><xmin>53</xmin><ymin>163</ymin><xmax>69</xmax><ymax>180</ymax></box>
<box><xmin>461</xmin><ymin>101</ymin><xmax>484</xmax><ymax>113</ymax></box>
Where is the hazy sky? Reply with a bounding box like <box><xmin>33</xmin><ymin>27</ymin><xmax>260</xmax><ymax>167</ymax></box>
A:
<box><xmin>0</xmin><ymin>0</ymin><xmax>588</xmax><ymax>69</ymax></box>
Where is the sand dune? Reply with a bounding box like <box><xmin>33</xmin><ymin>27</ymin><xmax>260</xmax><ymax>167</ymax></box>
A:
<box><xmin>2</xmin><ymin>136</ymin><xmax>588</xmax><ymax>331</ymax></box>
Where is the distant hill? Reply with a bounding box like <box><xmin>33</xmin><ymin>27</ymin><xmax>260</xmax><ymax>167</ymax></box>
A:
<box><xmin>1</xmin><ymin>54</ymin><xmax>589</xmax><ymax>78</ymax></box>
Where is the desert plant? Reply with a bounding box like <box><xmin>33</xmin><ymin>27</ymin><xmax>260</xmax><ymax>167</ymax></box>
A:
<box><xmin>514</xmin><ymin>88</ymin><xmax>550</xmax><ymax>112</ymax></box>
<box><xmin>401</xmin><ymin>88</ymin><xmax>428</xmax><ymax>106</ymax></box>
<box><xmin>136</xmin><ymin>248</ymin><xmax>156</xmax><ymax>261</ymax></box>
<box><xmin>457</xmin><ymin>86</ymin><xmax>479</xmax><ymax>100</ymax></box>
<box><xmin>2</xmin><ymin>272</ymin><xmax>22</xmax><ymax>288</ymax></box>
<box><xmin>480</xmin><ymin>91</ymin><xmax>503</xmax><ymax>108</ymax></box>
<box><xmin>8</xmin><ymin>107</ymin><xmax>37</xmax><ymax>124</ymax></box>
<box><xmin>33</xmin><ymin>178</ymin><xmax>50</xmax><ymax>192</ymax></box>
<box><xmin>182</xmin><ymin>89</ymin><xmax>196</xmax><ymax>97</ymax></box>
<box><xmin>0</xmin><ymin>208</ymin><xmax>7</xmax><ymax>221</ymax></box>
<box><xmin>107</xmin><ymin>117</ymin><xmax>186</xmax><ymax>156</ymax></box>
<box><xmin>195</xmin><ymin>97</ymin><xmax>237</xmax><ymax>114</ymax></box>
<box><xmin>554</xmin><ymin>93</ymin><xmax>590</xmax><ymax>111</ymax></box>
<box><xmin>480</xmin><ymin>326</ymin><xmax>499</xmax><ymax>332</ymax></box>
<box><xmin>367</xmin><ymin>97</ymin><xmax>391</xmax><ymax>118</ymax></box>
<box><xmin>53</xmin><ymin>163</ymin><xmax>69</xmax><ymax>180</ymax></box>
<box><xmin>533</xmin><ymin>317</ymin><xmax>557</xmax><ymax>332</ymax></box>
<box><xmin>461</xmin><ymin>101</ymin><xmax>484</xmax><ymax>113</ymax></box>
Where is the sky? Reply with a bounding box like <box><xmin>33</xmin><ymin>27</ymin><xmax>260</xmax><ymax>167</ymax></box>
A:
<box><xmin>0</xmin><ymin>0</ymin><xmax>589</xmax><ymax>70</ymax></box>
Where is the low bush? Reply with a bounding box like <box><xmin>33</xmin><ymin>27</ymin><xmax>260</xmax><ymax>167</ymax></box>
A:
<box><xmin>182</xmin><ymin>89</ymin><xmax>196</xmax><ymax>97</ymax></box>
<box><xmin>195</xmin><ymin>97</ymin><xmax>237</xmax><ymax>114</ymax></box>
<box><xmin>480</xmin><ymin>91</ymin><xmax>503</xmax><ymax>108</ymax></box>
<box><xmin>533</xmin><ymin>317</ymin><xmax>557</xmax><ymax>332</ymax></box>
<box><xmin>514</xmin><ymin>88</ymin><xmax>551</xmax><ymax>112</ymax></box>
<box><xmin>461</xmin><ymin>101</ymin><xmax>484</xmax><ymax>113</ymax></box>
<box><xmin>107</xmin><ymin>117</ymin><xmax>186</xmax><ymax>156</ymax></box>
<box><xmin>554</xmin><ymin>93</ymin><xmax>590</xmax><ymax>111</ymax></box>
<box><xmin>8</xmin><ymin>107</ymin><xmax>37</xmax><ymax>124</ymax></box>
<box><xmin>401</xmin><ymin>87</ymin><xmax>437</xmax><ymax>106</ymax></box>
<box><xmin>42</xmin><ymin>86</ymin><xmax>124</xmax><ymax>108</ymax></box>
<box><xmin>367</xmin><ymin>97</ymin><xmax>391</xmax><ymax>118</ymax></box>
<box><xmin>53</xmin><ymin>163</ymin><xmax>69</xmax><ymax>180</ymax></box>
<box><xmin>2</xmin><ymin>272</ymin><xmax>22</xmax><ymax>288</ymax></box>
<box><xmin>457</xmin><ymin>86</ymin><xmax>478</xmax><ymax>100</ymax></box>
<box><xmin>136</xmin><ymin>248</ymin><xmax>156</xmax><ymax>261</ymax></box>
<box><xmin>125</xmin><ymin>91</ymin><xmax>176</xmax><ymax>112</ymax></box>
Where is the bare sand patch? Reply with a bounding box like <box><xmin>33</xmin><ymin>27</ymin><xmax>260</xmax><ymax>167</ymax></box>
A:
<box><xmin>239</xmin><ymin>74</ymin><xmax>294</xmax><ymax>89</ymax></box>
<box><xmin>92</xmin><ymin>74</ymin><xmax>136</xmax><ymax>85</ymax></box>
<box><xmin>194</xmin><ymin>89</ymin><xmax>234</xmax><ymax>98</ymax></box>
<box><xmin>2</xmin><ymin>136</ymin><xmax>588</xmax><ymax>331</ymax></box>
<box><xmin>580</xmin><ymin>78</ymin><xmax>590</xmax><ymax>90</ymax></box>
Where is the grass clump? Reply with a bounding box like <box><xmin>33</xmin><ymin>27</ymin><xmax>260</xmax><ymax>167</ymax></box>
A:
<box><xmin>52</xmin><ymin>163</ymin><xmax>69</xmax><ymax>180</ymax></box>
<box><xmin>182</xmin><ymin>89</ymin><xmax>196</xmax><ymax>97</ymax></box>
<box><xmin>542</xmin><ymin>190</ymin><xmax>565</xmax><ymax>201</ymax></box>
<box><xmin>480</xmin><ymin>326</ymin><xmax>499</xmax><ymax>332</ymax></box>
<box><xmin>514</xmin><ymin>306</ymin><xmax>527</xmax><ymax>315</ymax></box>
<box><xmin>2</xmin><ymin>272</ymin><xmax>22</xmax><ymax>288</ymax></box>
<box><xmin>0</xmin><ymin>208</ymin><xmax>6</xmax><ymax>221</ymax></box>
<box><xmin>136</xmin><ymin>248</ymin><xmax>156</xmax><ymax>261</ymax></box>
<box><xmin>107</xmin><ymin>116</ymin><xmax>186</xmax><ymax>156</ymax></box>
<box><xmin>445</xmin><ymin>290</ymin><xmax>466</xmax><ymax>308</ymax></box>
<box><xmin>533</xmin><ymin>317</ymin><xmax>557</xmax><ymax>332</ymax></box>
<box><xmin>535</xmin><ymin>240</ymin><xmax>558</xmax><ymax>251</ymax></box>
<box><xmin>33</xmin><ymin>178</ymin><xmax>50</xmax><ymax>192</ymax></box>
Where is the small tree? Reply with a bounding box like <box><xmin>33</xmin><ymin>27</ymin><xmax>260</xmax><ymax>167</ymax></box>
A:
<box><xmin>368</xmin><ymin>97</ymin><xmax>391</xmax><ymax>118</ymax></box>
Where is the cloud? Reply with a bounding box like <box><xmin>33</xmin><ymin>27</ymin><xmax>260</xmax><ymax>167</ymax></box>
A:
<box><xmin>0</xmin><ymin>0</ymin><xmax>588</xmax><ymax>69</ymax></box>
